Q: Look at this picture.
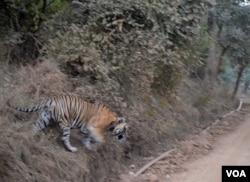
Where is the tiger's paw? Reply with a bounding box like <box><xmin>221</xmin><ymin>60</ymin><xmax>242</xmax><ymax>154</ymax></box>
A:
<box><xmin>69</xmin><ymin>147</ymin><xmax>78</xmax><ymax>152</ymax></box>
<box><xmin>84</xmin><ymin>143</ymin><xmax>98</xmax><ymax>153</ymax></box>
<box><xmin>82</xmin><ymin>140</ymin><xmax>91</xmax><ymax>149</ymax></box>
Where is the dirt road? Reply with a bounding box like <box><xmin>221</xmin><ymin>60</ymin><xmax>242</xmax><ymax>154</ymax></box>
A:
<box><xmin>170</xmin><ymin>113</ymin><xmax>250</xmax><ymax>182</ymax></box>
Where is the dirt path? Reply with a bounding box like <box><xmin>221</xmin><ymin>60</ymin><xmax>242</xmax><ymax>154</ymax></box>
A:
<box><xmin>121</xmin><ymin>107</ymin><xmax>250</xmax><ymax>182</ymax></box>
<box><xmin>170</xmin><ymin>113</ymin><xmax>250</xmax><ymax>182</ymax></box>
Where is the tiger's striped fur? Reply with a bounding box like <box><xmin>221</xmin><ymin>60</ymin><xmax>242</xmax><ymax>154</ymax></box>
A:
<box><xmin>8</xmin><ymin>95</ymin><xmax>128</xmax><ymax>152</ymax></box>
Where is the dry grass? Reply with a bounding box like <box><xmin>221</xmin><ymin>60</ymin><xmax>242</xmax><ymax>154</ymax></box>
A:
<box><xmin>0</xmin><ymin>60</ymin><xmax>127</xmax><ymax>182</ymax></box>
<box><xmin>6</xmin><ymin>59</ymin><xmax>71</xmax><ymax>105</ymax></box>
<box><xmin>0</xmin><ymin>60</ymin><xmax>235</xmax><ymax>182</ymax></box>
<box><xmin>0</xmin><ymin>114</ymin><xmax>125</xmax><ymax>182</ymax></box>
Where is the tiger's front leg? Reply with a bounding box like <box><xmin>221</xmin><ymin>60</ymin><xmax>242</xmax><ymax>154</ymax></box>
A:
<box><xmin>81</xmin><ymin>126</ymin><xmax>104</xmax><ymax>151</ymax></box>
<box><xmin>80</xmin><ymin>127</ymin><xmax>92</xmax><ymax>150</ymax></box>
<box><xmin>59</xmin><ymin>123</ymin><xmax>77</xmax><ymax>152</ymax></box>
<box><xmin>88</xmin><ymin>127</ymin><xmax>104</xmax><ymax>146</ymax></box>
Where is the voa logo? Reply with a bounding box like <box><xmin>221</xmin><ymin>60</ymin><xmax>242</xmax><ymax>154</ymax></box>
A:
<box><xmin>226</xmin><ymin>170</ymin><xmax>246</xmax><ymax>178</ymax></box>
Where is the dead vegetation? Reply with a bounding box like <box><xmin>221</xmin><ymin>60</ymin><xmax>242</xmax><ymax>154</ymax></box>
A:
<box><xmin>0</xmin><ymin>59</ymin><xmax>235</xmax><ymax>182</ymax></box>
<box><xmin>0</xmin><ymin>60</ymin><xmax>128</xmax><ymax>182</ymax></box>
<box><xmin>0</xmin><ymin>1</ymin><xmax>237</xmax><ymax>181</ymax></box>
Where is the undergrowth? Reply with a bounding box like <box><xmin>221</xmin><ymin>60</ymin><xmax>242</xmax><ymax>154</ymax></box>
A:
<box><xmin>0</xmin><ymin>57</ymin><xmax>235</xmax><ymax>182</ymax></box>
<box><xmin>0</xmin><ymin>1</ymin><xmax>236</xmax><ymax>181</ymax></box>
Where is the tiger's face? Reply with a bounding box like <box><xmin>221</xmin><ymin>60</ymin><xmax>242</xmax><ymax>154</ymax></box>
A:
<box><xmin>109</xmin><ymin>117</ymin><xmax>128</xmax><ymax>143</ymax></box>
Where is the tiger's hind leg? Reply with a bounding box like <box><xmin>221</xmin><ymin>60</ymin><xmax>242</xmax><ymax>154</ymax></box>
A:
<box><xmin>33</xmin><ymin>109</ymin><xmax>52</xmax><ymax>134</ymax></box>
<box><xmin>59</xmin><ymin>123</ymin><xmax>77</xmax><ymax>152</ymax></box>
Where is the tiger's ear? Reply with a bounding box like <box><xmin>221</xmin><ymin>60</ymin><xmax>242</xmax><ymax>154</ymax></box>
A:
<box><xmin>117</xmin><ymin>117</ymin><xmax>125</xmax><ymax>124</ymax></box>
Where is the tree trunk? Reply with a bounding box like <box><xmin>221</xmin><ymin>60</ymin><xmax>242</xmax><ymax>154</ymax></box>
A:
<box><xmin>203</xmin><ymin>39</ymin><xmax>217</xmax><ymax>91</ymax></box>
<box><xmin>203</xmin><ymin>8</ymin><xmax>218</xmax><ymax>91</ymax></box>
<box><xmin>215</xmin><ymin>46</ymin><xmax>229</xmax><ymax>78</ymax></box>
<box><xmin>232</xmin><ymin>65</ymin><xmax>246</xmax><ymax>99</ymax></box>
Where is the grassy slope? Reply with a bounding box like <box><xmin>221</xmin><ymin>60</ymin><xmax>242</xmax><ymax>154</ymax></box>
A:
<box><xmin>0</xmin><ymin>60</ymin><xmax>235</xmax><ymax>182</ymax></box>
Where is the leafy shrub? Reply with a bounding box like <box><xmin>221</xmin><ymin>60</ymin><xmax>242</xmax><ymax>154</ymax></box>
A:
<box><xmin>0</xmin><ymin>0</ymin><xmax>68</xmax><ymax>64</ymax></box>
<box><xmin>41</xmin><ymin>0</ymin><xmax>205</xmax><ymax>101</ymax></box>
<box><xmin>1</xmin><ymin>0</ymin><xmax>68</xmax><ymax>32</ymax></box>
<box><xmin>193</xmin><ymin>93</ymin><xmax>212</xmax><ymax>108</ymax></box>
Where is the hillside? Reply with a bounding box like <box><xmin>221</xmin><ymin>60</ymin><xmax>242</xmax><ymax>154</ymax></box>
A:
<box><xmin>0</xmin><ymin>1</ymin><xmax>239</xmax><ymax>181</ymax></box>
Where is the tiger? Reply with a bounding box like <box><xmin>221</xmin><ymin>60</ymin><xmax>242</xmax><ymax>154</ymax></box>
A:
<box><xmin>7</xmin><ymin>95</ymin><xmax>128</xmax><ymax>152</ymax></box>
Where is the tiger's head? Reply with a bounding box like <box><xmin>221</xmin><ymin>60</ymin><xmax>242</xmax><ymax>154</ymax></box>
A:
<box><xmin>109</xmin><ymin>117</ymin><xmax>128</xmax><ymax>143</ymax></box>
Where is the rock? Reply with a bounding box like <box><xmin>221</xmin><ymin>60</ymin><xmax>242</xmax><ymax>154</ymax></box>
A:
<box><xmin>130</xmin><ymin>164</ymin><xmax>136</xmax><ymax>169</ymax></box>
<box><xmin>129</xmin><ymin>171</ymin><xmax>134</xmax><ymax>175</ymax></box>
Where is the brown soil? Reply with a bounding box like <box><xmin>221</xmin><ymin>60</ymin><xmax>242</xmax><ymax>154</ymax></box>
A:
<box><xmin>171</xmin><ymin>112</ymin><xmax>250</xmax><ymax>182</ymax></box>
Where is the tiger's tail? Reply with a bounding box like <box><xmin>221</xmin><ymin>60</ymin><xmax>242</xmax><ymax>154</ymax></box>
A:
<box><xmin>7</xmin><ymin>100</ymin><xmax>47</xmax><ymax>112</ymax></box>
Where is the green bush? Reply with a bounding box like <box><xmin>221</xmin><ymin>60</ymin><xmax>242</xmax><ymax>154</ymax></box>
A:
<box><xmin>42</xmin><ymin>0</ymin><xmax>204</xmax><ymax>99</ymax></box>
<box><xmin>0</xmin><ymin>0</ymin><xmax>68</xmax><ymax>64</ymax></box>
<box><xmin>1</xmin><ymin>0</ymin><xmax>68</xmax><ymax>32</ymax></box>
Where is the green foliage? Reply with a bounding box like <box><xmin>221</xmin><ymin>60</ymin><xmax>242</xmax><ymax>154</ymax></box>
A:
<box><xmin>146</xmin><ymin>107</ymin><xmax>157</xmax><ymax>119</ymax></box>
<box><xmin>152</xmin><ymin>63</ymin><xmax>182</xmax><ymax>95</ymax></box>
<box><xmin>42</xmin><ymin>0</ymin><xmax>205</xmax><ymax>98</ymax></box>
<box><xmin>1</xmin><ymin>0</ymin><xmax>68</xmax><ymax>32</ymax></box>
<box><xmin>0</xmin><ymin>0</ymin><xmax>68</xmax><ymax>64</ymax></box>
<box><xmin>212</xmin><ymin>4</ymin><xmax>250</xmax><ymax>66</ymax></box>
<box><xmin>183</xmin><ymin>21</ymin><xmax>209</xmax><ymax>79</ymax></box>
<box><xmin>213</xmin><ymin>5</ymin><xmax>250</xmax><ymax>98</ymax></box>
<box><xmin>193</xmin><ymin>93</ymin><xmax>212</xmax><ymax>108</ymax></box>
